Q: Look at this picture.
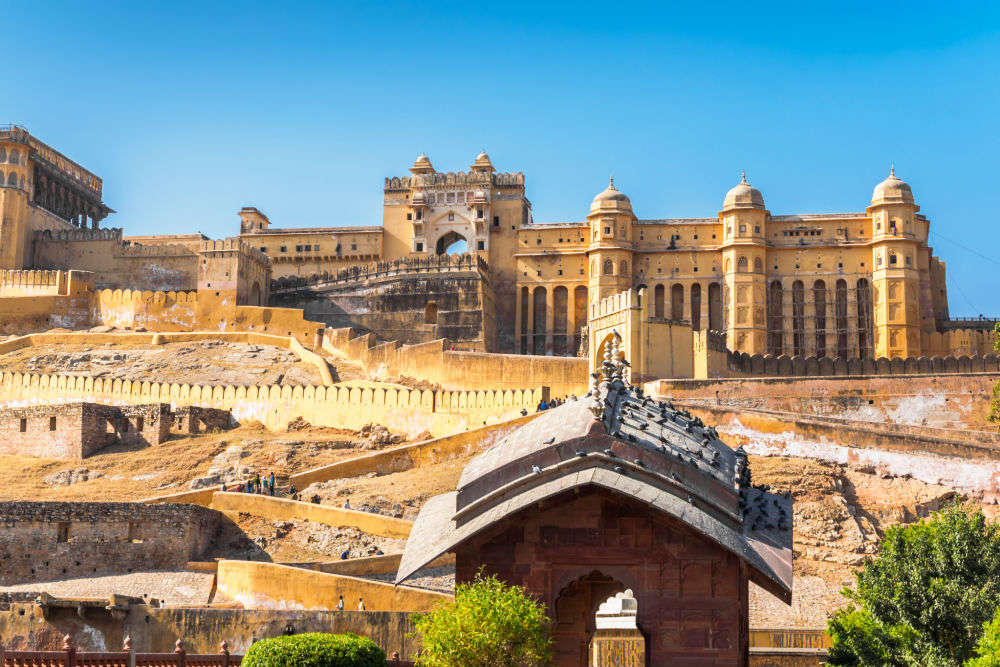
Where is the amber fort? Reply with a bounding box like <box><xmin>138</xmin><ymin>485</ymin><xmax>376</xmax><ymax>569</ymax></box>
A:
<box><xmin>1</xmin><ymin>123</ymin><xmax>999</xmax><ymax>667</ymax></box>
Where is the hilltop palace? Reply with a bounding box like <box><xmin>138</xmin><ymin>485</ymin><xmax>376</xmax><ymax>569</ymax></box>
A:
<box><xmin>1</xmin><ymin>125</ymin><xmax>993</xmax><ymax>371</ymax></box>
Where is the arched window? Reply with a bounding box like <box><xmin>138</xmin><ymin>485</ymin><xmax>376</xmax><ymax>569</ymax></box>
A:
<box><xmin>654</xmin><ymin>284</ymin><xmax>665</xmax><ymax>318</ymax></box>
<box><xmin>836</xmin><ymin>279</ymin><xmax>848</xmax><ymax>359</ymax></box>
<box><xmin>724</xmin><ymin>258</ymin><xmax>731</xmax><ymax>273</ymax></box>
<box><xmin>813</xmin><ymin>280</ymin><xmax>827</xmax><ymax>358</ymax></box>
<box><xmin>889</xmin><ymin>253</ymin><xmax>897</xmax><ymax>266</ymax></box>
<box><xmin>0</xmin><ymin>148</ymin><xmax>6</xmax><ymax>162</ymax></box>
<box><xmin>425</xmin><ymin>301</ymin><xmax>438</xmax><ymax>324</ymax></box>
<box><xmin>857</xmin><ymin>279</ymin><xmax>873</xmax><ymax>358</ymax></box>
<box><xmin>737</xmin><ymin>256</ymin><xmax>748</xmax><ymax>273</ymax></box>
<box><xmin>671</xmin><ymin>284</ymin><xmax>684</xmax><ymax>321</ymax></box>
<box><xmin>8</xmin><ymin>150</ymin><xmax>18</xmax><ymax>164</ymax></box>
<box><xmin>690</xmin><ymin>283</ymin><xmax>702</xmax><ymax>330</ymax></box>
<box><xmin>619</xmin><ymin>260</ymin><xmax>629</xmax><ymax>276</ymax></box>
<box><xmin>7</xmin><ymin>173</ymin><xmax>16</xmax><ymax>187</ymax></box>
<box><xmin>792</xmin><ymin>280</ymin><xmax>805</xmax><ymax>356</ymax></box>
<box><xmin>603</xmin><ymin>260</ymin><xmax>613</xmax><ymax>276</ymax></box>
<box><xmin>767</xmin><ymin>281</ymin><xmax>783</xmax><ymax>356</ymax></box>
<box><xmin>753</xmin><ymin>257</ymin><xmax>763</xmax><ymax>273</ymax></box>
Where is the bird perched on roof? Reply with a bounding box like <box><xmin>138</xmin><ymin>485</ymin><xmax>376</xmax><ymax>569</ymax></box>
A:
<box><xmin>531</xmin><ymin>465</ymin><xmax>542</xmax><ymax>474</ymax></box>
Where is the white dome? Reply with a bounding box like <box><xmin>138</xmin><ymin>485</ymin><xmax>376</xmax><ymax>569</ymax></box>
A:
<box><xmin>723</xmin><ymin>171</ymin><xmax>765</xmax><ymax>210</ymax></box>
<box><xmin>872</xmin><ymin>166</ymin><xmax>914</xmax><ymax>205</ymax></box>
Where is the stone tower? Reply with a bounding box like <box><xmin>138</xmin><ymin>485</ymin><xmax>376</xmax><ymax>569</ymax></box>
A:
<box><xmin>587</xmin><ymin>178</ymin><xmax>635</xmax><ymax>302</ymax></box>
<box><xmin>238</xmin><ymin>207</ymin><xmax>270</xmax><ymax>234</ymax></box>
<box><xmin>720</xmin><ymin>172</ymin><xmax>768</xmax><ymax>354</ymax></box>
<box><xmin>0</xmin><ymin>128</ymin><xmax>32</xmax><ymax>269</ymax></box>
<box><xmin>867</xmin><ymin>167</ymin><xmax>922</xmax><ymax>358</ymax></box>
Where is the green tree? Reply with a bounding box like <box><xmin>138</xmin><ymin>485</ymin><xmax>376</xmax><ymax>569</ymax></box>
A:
<box><xmin>411</xmin><ymin>572</ymin><xmax>552</xmax><ymax>667</ymax></box>
<box><xmin>827</xmin><ymin>504</ymin><xmax>1000</xmax><ymax>667</ymax></box>
<box><xmin>968</xmin><ymin>609</ymin><xmax>1000</xmax><ymax>667</ymax></box>
<box><xmin>242</xmin><ymin>633</ymin><xmax>385</xmax><ymax>667</ymax></box>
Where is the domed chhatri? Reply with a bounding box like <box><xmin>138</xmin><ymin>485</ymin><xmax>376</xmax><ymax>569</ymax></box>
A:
<box><xmin>471</xmin><ymin>150</ymin><xmax>495</xmax><ymax>172</ymax></box>
<box><xmin>409</xmin><ymin>153</ymin><xmax>435</xmax><ymax>174</ymax></box>
<box><xmin>723</xmin><ymin>170</ymin><xmax>766</xmax><ymax>210</ymax></box>
<box><xmin>871</xmin><ymin>165</ymin><xmax>915</xmax><ymax>206</ymax></box>
<box><xmin>590</xmin><ymin>176</ymin><xmax>633</xmax><ymax>213</ymax></box>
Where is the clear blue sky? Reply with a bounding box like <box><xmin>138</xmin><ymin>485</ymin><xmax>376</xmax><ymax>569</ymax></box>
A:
<box><xmin>4</xmin><ymin>1</ymin><xmax>1000</xmax><ymax>315</ymax></box>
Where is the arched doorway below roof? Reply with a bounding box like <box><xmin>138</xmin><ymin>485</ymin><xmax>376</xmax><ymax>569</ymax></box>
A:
<box><xmin>553</xmin><ymin>571</ymin><xmax>630</xmax><ymax>667</ymax></box>
<box><xmin>436</xmin><ymin>231</ymin><xmax>467</xmax><ymax>255</ymax></box>
<box><xmin>249</xmin><ymin>281</ymin><xmax>262</xmax><ymax>306</ymax></box>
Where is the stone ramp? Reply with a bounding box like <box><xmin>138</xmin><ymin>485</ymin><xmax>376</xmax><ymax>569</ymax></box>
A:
<box><xmin>0</xmin><ymin>570</ymin><xmax>215</xmax><ymax>606</ymax></box>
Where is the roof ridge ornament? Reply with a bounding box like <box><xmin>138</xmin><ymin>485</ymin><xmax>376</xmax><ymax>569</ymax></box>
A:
<box><xmin>740</xmin><ymin>169</ymin><xmax>748</xmax><ymax>184</ymax></box>
<box><xmin>889</xmin><ymin>163</ymin><xmax>896</xmax><ymax>178</ymax></box>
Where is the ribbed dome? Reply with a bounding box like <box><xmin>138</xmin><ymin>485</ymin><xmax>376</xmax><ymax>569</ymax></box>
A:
<box><xmin>409</xmin><ymin>154</ymin><xmax>435</xmax><ymax>174</ymax></box>
<box><xmin>871</xmin><ymin>166</ymin><xmax>914</xmax><ymax>205</ymax></box>
<box><xmin>723</xmin><ymin>171</ymin><xmax>765</xmax><ymax>210</ymax></box>
<box><xmin>590</xmin><ymin>177</ymin><xmax>632</xmax><ymax>213</ymax></box>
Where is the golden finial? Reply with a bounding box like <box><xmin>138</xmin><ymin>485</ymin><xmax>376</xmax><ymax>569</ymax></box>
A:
<box><xmin>609</xmin><ymin>174</ymin><xmax>615</xmax><ymax>189</ymax></box>
<box><xmin>740</xmin><ymin>169</ymin><xmax>748</xmax><ymax>184</ymax></box>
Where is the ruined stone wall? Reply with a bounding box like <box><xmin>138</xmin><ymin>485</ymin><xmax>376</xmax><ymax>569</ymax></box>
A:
<box><xmin>0</xmin><ymin>502</ymin><xmax>220</xmax><ymax>585</ymax></box>
<box><xmin>0</xmin><ymin>403</ymin><xmax>104</xmax><ymax>459</ymax></box>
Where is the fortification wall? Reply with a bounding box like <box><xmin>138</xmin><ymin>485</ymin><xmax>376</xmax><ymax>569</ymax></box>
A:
<box><xmin>923</xmin><ymin>327</ymin><xmax>998</xmax><ymax>357</ymax></box>
<box><xmin>33</xmin><ymin>229</ymin><xmax>200</xmax><ymax>292</ymax></box>
<box><xmin>0</xmin><ymin>502</ymin><xmax>220</xmax><ymax>585</ymax></box>
<box><xmin>0</xmin><ymin>369</ymin><xmax>544</xmax><ymax>437</ymax></box>
<box><xmin>722</xmin><ymin>349</ymin><xmax>1000</xmax><ymax>380</ymax></box>
<box><xmin>323</xmin><ymin>327</ymin><xmax>587</xmax><ymax>397</ymax></box>
<box><xmin>208</xmin><ymin>494</ymin><xmax>413</xmax><ymax>539</ymax></box>
<box><xmin>215</xmin><ymin>560</ymin><xmax>450</xmax><ymax>612</ymax></box>
<box><xmin>649</xmin><ymin>374</ymin><xmax>1000</xmax><ymax>431</ymax></box>
<box><xmin>0</xmin><ymin>270</ymin><xmax>96</xmax><ymax>334</ymax></box>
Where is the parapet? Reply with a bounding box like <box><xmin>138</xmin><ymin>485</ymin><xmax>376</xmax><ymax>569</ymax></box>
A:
<box><xmin>35</xmin><ymin>227</ymin><xmax>124</xmax><ymax>242</ymax></box>
<box><xmin>199</xmin><ymin>237</ymin><xmax>271</xmax><ymax>267</ymax></box>
<box><xmin>384</xmin><ymin>171</ymin><xmax>525</xmax><ymax>193</ymax></box>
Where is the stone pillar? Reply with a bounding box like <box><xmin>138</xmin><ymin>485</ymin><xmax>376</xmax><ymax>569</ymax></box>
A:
<box><xmin>568</xmin><ymin>285</ymin><xmax>578</xmax><ymax>356</ymax></box>
<box><xmin>699</xmin><ymin>282</ymin><xmax>710</xmax><ymax>331</ymax></box>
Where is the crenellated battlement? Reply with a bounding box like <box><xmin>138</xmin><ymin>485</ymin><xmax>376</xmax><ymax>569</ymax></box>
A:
<box><xmin>271</xmin><ymin>252</ymin><xmax>488</xmax><ymax>292</ymax></box>
<box><xmin>35</xmin><ymin>227</ymin><xmax>124</xmax><ymax>242</ymax></box>
<box><xmin>384</xmin><ymin>171</ymin><xmax>525</xmax><ymax>193</ymax></box>
<box><xmin>591</xmin><ymin>288</ymin><xmax>643</xmax><ymax>320</ymax></box>
<box><xmin>199</xmin><ymin>238</ymin><xmax>271</xmax><ymax>267</ymax></box>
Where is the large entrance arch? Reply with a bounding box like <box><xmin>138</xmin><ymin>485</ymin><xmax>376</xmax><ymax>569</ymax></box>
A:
<box><xmin>554</xmin><ymin>571</ymin><xmax>629</xmax><ymax>667</ymax></box>
<box><xmin>435</xmin><ymin>231</ymin><xmax>468</xmax><ymax>255</ymax></box>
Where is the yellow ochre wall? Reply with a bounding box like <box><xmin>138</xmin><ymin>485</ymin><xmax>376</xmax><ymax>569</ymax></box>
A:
<box><xmin>215</xmin><ymin>560</ymin><xmax>451</xmax><ymax>612</ymax></box>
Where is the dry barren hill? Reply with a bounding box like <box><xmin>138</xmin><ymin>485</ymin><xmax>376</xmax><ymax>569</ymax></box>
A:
<box><xmin>0</xmin><ymin>338</ymin><xmax>359</xmax><ymax>386</ymax></box>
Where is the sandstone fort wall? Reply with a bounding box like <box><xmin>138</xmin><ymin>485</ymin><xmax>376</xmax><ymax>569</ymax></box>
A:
<box><xmin>215</xmin><ymin>560</ymin><xmax>450</xmax><ymax>613</ymax></box>
<box><xmin>0</xmin><ymin>369</ymin><xmax>545</xmax><ymax>437</ymax></box>
<box><xmin>322</xmin><ymin>327</ymin><xmax>588</xmax><ymax>397</ymax></box>
<box><xmin>0</xmin><ymin>502</ymin><xmax>220</xmax><ymax>585</ymax></box>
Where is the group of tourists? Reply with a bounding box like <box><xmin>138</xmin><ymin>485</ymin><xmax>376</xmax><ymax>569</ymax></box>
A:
<box><xmin>221</xmin><ymin>471</ymin><xmax>277</xmax><ymax>496</ymax></box>
<box><xmin>535</xmin><ymin>395</ymin><xmax>572</xmax><ymax>412</ymax></box>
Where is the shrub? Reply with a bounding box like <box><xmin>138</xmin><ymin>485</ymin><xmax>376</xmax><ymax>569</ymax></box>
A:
<box><xmin>968</xmin><ymin>608</ymin><xmax>1000</xmax><ymax>667</ymax></box>
<box><xmin>242</xmin><ymin>633</ymin><xmax>386</xmax><ymax>667</ymax></box>
<box><xmin>827</xmin><ymin>504</ymin><xmax>1000</xmax><ymax>667</ymax></box>
<box><xmin>411</xmin><ymin>571</ymin><xmax>552</xmax><ymax>667</ymax></box>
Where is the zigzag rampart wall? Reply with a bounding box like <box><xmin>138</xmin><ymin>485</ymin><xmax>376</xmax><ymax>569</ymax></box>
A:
<box><xmin>0</xmin><ymin>369</ymin><xmax>545</xmax><ymax>437</ymax></box>
<box><xmin>322</xmin><ymin>327</ymin><xmax>588</xmax><ymax>397</ymax></box>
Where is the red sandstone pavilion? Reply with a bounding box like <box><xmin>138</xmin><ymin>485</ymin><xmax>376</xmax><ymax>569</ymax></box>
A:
<box><xmin>396</xmin><ymin>349</ymin><xmax>793</xmax><ymax>667</ymax></box>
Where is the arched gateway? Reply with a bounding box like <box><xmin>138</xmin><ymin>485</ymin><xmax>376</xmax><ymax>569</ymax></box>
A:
<box><xmin>396</xmin><ymin>354</ymin><xmax>793</xmax><ymax>667</ymax></box>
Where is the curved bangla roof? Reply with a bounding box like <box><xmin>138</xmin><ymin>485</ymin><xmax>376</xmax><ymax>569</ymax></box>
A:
<box><xmin>396</xmin><ymin>372</ymin><xmax>794</xmax><ymax>603</ymax></box>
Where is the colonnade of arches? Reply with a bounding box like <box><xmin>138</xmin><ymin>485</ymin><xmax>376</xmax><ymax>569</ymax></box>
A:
<box><xmin>651</xmin><ymin>282</ymin><xmax>724</xmax><ymax>331</ymax></box>
<box><xmin>766</xmin><ymin>278</ymin><xmax>874</xmax><ymax>359</ymax></box>
<box><xmin>517</xmin><ymin>285</ymin><xmax>589</xmax><ymax>355</ymax></box>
